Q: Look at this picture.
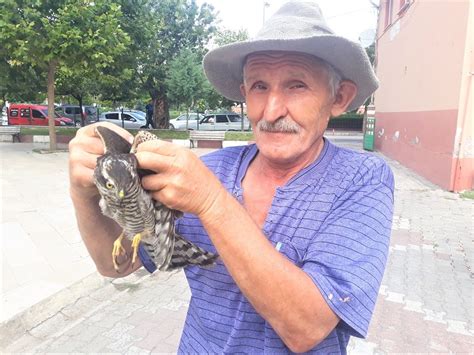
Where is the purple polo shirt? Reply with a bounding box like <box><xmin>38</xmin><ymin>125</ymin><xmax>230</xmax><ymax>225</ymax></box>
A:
<box><xmin>146</xmin><ymin>139</ymin><xmax>394</xmax><ymax>353</ymax></box>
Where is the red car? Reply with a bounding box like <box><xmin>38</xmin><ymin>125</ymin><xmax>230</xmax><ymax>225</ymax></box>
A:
<box><xmin>7</xmin><ymin>104</ymin><xmax>73</xmax><ymax>126</ymax></box>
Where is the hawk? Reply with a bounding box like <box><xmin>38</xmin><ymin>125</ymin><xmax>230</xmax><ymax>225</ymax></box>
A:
<box><xmin>93</xmin><ymin>126</ymin><xmax>218</xmax><ymax>272</ymax></box>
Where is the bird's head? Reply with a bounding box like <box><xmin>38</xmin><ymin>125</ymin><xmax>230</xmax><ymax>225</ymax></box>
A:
<box><xmin>94</xmin><ymin>153</ymin><xmax>139</xmax><ymax>201</ymax></box>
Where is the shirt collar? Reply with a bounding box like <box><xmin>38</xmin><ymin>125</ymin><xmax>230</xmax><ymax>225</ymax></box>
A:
<box><xmin>236</xmin><ymin>138</ymin><xmax>337</xmax><ymax>192</ymax></box>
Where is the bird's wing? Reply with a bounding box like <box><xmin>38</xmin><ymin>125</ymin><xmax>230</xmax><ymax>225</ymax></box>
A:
<box><xmin>130</xmin><ymin>130</ymin><xmax>160</xmax><ymax>153</ymax></box>
<box><xmin>130</xmin><ymin>130</ymin><xmax>161</xmax><ymax>178</ymax></box>
<box><xmin>95</xmin><ymin>126</ymin><xmax>132</xmax><ymax>154</ymax></box>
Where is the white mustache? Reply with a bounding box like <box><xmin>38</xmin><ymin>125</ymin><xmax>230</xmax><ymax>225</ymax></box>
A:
<box><xmin>257</xmin><ymin>118</ymin><xmax>300</xmax><ymax>134</ymax></box>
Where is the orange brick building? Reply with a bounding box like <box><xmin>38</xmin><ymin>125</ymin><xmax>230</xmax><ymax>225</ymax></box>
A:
<box><xmin>374</xmin><ymin>0</ymin><xmax>473</xmax><ymax>191</ymax></box>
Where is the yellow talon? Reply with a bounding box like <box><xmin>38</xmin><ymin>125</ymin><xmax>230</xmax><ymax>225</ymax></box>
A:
<box><xmin>131</xmin><ymin>233</ymin><xmax>142</xmax><ymax>265</ymax></box>
<box><xmin>112</xmin><ymin>232</ymin><xmax>126</xmax><ymax>271</ymax></box>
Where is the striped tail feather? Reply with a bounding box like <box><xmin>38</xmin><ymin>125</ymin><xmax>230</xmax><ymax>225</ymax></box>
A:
<box><xmin>166</xmin><ymin>234</ymin><xmax>219</xmax><ymax>271</ymax></box>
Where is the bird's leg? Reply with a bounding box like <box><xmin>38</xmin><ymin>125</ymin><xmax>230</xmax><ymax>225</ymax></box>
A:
<box><xmin>131</xmin><ymin>233</ymin><xmax>142</xmax><ymax>265</ymax></box>
<box><xmin>112</xmin><ymin>232</ymin><xmax>126</xmax><ymax>271</ymax></box>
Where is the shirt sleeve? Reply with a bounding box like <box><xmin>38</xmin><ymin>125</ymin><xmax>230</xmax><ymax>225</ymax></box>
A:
<box><xmin>302</xmin><ymin>161</ymin><xmax>394</xmax><ymax>338</ymax></box>
<box><xmin>138</xmin><ymin>244</ymin><xmax>157</xmax><ymax>273</ymax></box>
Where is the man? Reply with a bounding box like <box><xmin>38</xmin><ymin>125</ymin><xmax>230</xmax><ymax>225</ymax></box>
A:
<box><xmin>144</xmin><ymin>100</ymin><xmax>155</xmax><ymax>128</ymax></box>
<box><xmin>69</xmin><ymin>1</ymin><xmax>394</xmax><ymax>353</ymax></box>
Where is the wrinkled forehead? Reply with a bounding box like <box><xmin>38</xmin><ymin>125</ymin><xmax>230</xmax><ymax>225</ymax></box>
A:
<box><xmin>243</xmin><ymin>51</ymin><xmax>330</xmax><ymax>80</ymax></box>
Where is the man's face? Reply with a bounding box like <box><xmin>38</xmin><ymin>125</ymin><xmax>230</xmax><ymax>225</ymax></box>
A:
<box><xmin>241</xmin><ymin>52</ymin><xmax>335</xmax><ymax>166</ymax></box>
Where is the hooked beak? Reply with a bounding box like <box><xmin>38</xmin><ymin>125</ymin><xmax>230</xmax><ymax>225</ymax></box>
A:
<box><xmin>118</xmin><ymin>190</ymin><xmax>125</xmax><ymax>199</ymax></box>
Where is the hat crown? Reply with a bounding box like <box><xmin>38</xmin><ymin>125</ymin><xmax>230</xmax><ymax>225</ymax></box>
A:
<box><xmin>256</xmin><ymin>1</ymin><xmax>334</xmax><ymax>40</ymax></box>
<box><xmin>203</xmin><ymin>0</ymin><xmax>379</xmax><ymax>112</ymax></box>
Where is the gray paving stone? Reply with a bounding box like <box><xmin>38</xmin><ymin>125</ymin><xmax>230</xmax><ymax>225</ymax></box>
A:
<box><xmin>28</xmin><ymin>312</ymin><xmax>70</xmax><ymax>339</ymax></box>
<box><xmin>78</xmin><ymin>335</ymin><xmax>115</xmax><ymax>353</ymax></box>
<box><xmin>43</xmin><ymin>336</ymin><xmax>88</xmax><ymax>353</ymax></box>
<box><xmin>61</xmin><ymin>295</ymin><xmax>102</xmax><ymax>319</ymax></box>
<box><xmin>90</xmin><ymin>313</ymin><xmax>124</xmax><ymax>328</ymax></box>
<box><xmin>127</xmin><ymin>345</ymin><xmax>152</xmax><ymax>354</ymax></box>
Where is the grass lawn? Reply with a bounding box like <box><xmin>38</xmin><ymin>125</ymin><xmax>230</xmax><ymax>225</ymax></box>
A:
<box><xmin>18</xmin><ymin>126</ymin><xmax>254</xmax><ymax>141</ymax></box>
<box><xmin>460</xmin><ymin>190</ymin><xmax>474</xmax><ymax>200</ymax></box>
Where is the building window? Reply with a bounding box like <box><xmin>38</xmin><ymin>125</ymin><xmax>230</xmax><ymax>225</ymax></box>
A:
<box><xmin>20</xmin><ymin>108</ymin><xmax>30</xmax><ymax>118</ymax></box>
<box><xmin>398</xmin><ymin>0</ymin><xmax>411</xmax><ymax>15</ymax></box>
<box><xmin>384</xmin><ymin>0</ymin><xmax>393</xmax><ymax>28</ymax></box>
<box><xmin>32</xmin><ymin>109</ymin><xmax>45</xmax><ymax>119</ymax></box>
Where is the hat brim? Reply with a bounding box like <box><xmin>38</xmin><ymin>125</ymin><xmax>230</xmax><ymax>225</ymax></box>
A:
<box><xmin>203</xmin><ymin>35</ymin><xmax>378</xmax><ymax>112</ymax></box>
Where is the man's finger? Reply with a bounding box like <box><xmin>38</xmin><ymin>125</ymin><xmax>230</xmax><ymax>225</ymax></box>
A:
<box><xmin>135</xmin><ymin>151</ymin><xmax>176</xmax><ymax>172</ymax></box>
<box><xmin>141</xmin><ymin>174</ymin><xmax>167</xmax><ymax>192</ymax></box>
<box><xmin>134</xmin><ymin>139</ymin><xmax>179</xmax><ymax>157</ymax></box>
<box><xmin>77</xmin><ymin>122</ymin><xmax>134</xmax><ymax>144</ymax></box>
<box><xmin>69</xmin><ymin>164</ymin><xmax>96</xmax><ymax>188</ymax></box>
<box><xmin>72</xmin><ymin>136</ymin><xmax>105</xmax><ymax>155</ymax></box>
<box><xmin>69</xmin><ymin>148</ymin><xmax>100</xmax><ymax>170</ymax></box>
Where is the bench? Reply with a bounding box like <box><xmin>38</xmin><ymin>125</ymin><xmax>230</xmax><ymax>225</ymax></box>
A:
<box><xmin>189</xmin><ymin>130</ymin><xmax>226</xmax><ymax>149</ymax></box>
<box><xmin>0</xmin><ymin>126</ymin><xmax>21</xmax><ymax>142</ymax></box>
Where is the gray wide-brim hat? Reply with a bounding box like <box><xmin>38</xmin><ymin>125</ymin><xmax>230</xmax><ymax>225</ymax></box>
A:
<box><xmin>203</xmin><ymin>0</ymin><xmax>378</xmax><ymax>112</ymax></box>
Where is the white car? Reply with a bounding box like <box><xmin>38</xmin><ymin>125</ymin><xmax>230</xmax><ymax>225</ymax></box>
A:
<box><xmin>169</xmin><ymin>113</ymin><xmax>203</xmax><ymax>130</ymax></box>
<box><xmin>199</xmin><ymin>113</ymin><xmax>251</xmax><ymax>131</ymax></box>
<box><xmin>98</xmin><ymin>111</ymin><xmax>147</xmax><ymax>129</ymax></box>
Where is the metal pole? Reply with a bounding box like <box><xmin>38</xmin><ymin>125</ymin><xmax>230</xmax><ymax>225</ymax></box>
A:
<box><xmin>263</xmin><ymin>1</ymin><xmax>270</xmax><ymax>24</ymax></box>
<box><xmin>240</xmin><ymin>102</ymin><xmax>244</xmax><ymax>131</ymax></box>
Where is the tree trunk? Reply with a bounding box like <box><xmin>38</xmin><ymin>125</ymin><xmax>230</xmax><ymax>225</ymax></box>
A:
<box><xmin>47</xmin><ymin>60</ymin><xmax>58</xmax><ymax>151</ymax></box>
<box><xmin>153</xmin><ymin>87</ymin><xmax>170</xmax><ymax>129</ymax></box>
<box><xmin>185</xmin><ymin>107</ymin><xmax>189</xmax><ymax>130</ymax></box>
<box><xmin>1</xmin><ymin>93</ymin><xmax>6</xmax><ymax>111</ymax></box>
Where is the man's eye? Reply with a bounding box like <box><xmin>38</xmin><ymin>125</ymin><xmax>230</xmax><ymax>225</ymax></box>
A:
<box><xmin>251</xmin><ymin>83</ymin><xmax>266</xmax><ymax>90</ymax></box>
<box><xmin>106</xmin><ymin>181</ymin><xmax>114</xmax><ymax>189</ymax></box>
<box><xmin>290</xmin><ymin>83</ymin><xmax>306</xmax><ymax>89</ymax></box>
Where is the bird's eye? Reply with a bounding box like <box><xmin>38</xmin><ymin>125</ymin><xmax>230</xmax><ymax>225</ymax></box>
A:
<box><xmin>106</xmin><ymin>181</ymin><xmax>114</xmax><ymax>189</ymax></box>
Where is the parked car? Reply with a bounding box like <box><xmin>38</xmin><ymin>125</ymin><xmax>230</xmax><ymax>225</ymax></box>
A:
<box><xmin>169</xmin><ymin>113</ymin><xmax>203</xmax><ymax>130</ymax></box>
<box><xmin>98</xmin><ymin>110</ymin><xmax>147</xmax><ymax>129</ymax></box>
<box><xmin>128</xmin><ymin>110</ymin><xmax>147</xmax><ymax>119</ymax></box>
<box><xmin>7</xmin><ymin>103</ymin><xmax>73</xmax><ymax>126</ymax></box>
<box><xmin>1</xmin><ymin>106</ymin><xmax>7</xmax><ymax>126</ymax></box>
<box><xmin>199</xmin><ymin>113</ymin><xmax>251</xmax><ymax>131</ymax></box>
<box><xmin>56</xmin><ymin>105</ymin><xmax>98</xmax><ymax>126</ymax></box>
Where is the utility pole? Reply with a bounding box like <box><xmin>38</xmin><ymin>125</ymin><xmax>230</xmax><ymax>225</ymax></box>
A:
<box><xmin>263</xmin><ymin>1</ymin><xmax>270</xmax><ymax>24</ymax></box>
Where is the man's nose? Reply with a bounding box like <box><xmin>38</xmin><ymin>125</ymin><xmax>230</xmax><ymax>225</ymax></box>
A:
<box><xmin>263</xmin><ymin>90</ymin><xmax>288</xmax><ymax>122</ymax></box>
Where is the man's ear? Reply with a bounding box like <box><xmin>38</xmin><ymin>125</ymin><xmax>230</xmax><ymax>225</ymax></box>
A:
<box><xmin>330</xmin><ymin>80</ymin><xmax>358</xmax><ymax>117</ymax></box>
<box><xmin>239</xmin><ymin>83</ymin><xmax>247</xmax><ymax>99</ymax></box>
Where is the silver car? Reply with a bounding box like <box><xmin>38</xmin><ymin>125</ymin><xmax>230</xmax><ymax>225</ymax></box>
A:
<box><xmin>169</xmin><ymin>113</ymin><xmax>203</xmax><ymax>130</ymax></box>
<box><xmin>199</xmin><ymin>113</ymin><xmax>251</xmax><ymax>131</ymax></box>
<box><xmin>98</xmin><ymin>111</ymin><xmax>147</xmax><ymax>129</ymax></box>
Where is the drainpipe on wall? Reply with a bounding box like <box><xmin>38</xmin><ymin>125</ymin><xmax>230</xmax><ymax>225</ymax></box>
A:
<box><xmin>451</xmin><ymin>1</ymin><xmax>473</xmax><ymax>191</ymax></box>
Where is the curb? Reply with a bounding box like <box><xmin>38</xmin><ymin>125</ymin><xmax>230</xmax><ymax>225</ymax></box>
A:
<box><xmin>0</xmin><ymin>269</ymin><xmax>150</xmax><ymax>351</ymax></box>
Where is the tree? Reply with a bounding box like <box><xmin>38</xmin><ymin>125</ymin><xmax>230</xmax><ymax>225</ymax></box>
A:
<box><xmin>214</xmin><ymin>28</ymin><xmax>249</xmax><ymax>47</ymax></box>
<box><xmin>56</xmin><ymin>67</ymin><xmax>97</xmax><ymax>126</ymax></box>
<box><xmin>365</xmin><ymin>42</ymin><xmax>375</xmax><ymax>66</ymax></box>
<box><xmin>95</xmin><ymin>0</ymin><xmax>151</xmax><ymax>108</ymax></box>
<box><xmin>0</xmin><ymin>59</ymin><xmax>45</xmax><ymax>107</ymax></box>
<box><xmin>202</xmin><ymin>28</ymin><xmax>250</xmax><ymax>112</ymax></box>
<box><xmin>166</xmin><ymin>50</ymin><xmax>206</xmax><ymax>107</ymax></box>
<box><xmin>137</xmin><ymin>0</ymin><xmax>217</xmax><ymax>128</ymax></box>
<box><xmin>165</xmin><ymin>48</ymin><xmax>209</xmax><ymax>129</ymax></box>
<box><xmin>0</xmin><ymin>0</ymin><xmax>129</xmax><ymax>150</ymax></box>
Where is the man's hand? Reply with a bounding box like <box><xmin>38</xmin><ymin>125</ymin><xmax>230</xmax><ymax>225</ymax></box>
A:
<box><xmin>134</xmin><ymin>140</ymin><xmax>227</xmax><ymax>218</ymax></box>
<box><xmin>68</xmin><ymin>122</ymin><xmax>133</xmax><ymax>200</ymax></box>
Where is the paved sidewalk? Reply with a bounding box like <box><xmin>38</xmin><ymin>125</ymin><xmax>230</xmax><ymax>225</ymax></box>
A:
<box><xmin>0</xmin><ymin>141</ymin><xmax>213</xmax><ymax>323</ymax></box>
<box><xmin>0</xmin><ymin>143</ymin><xmax>96</xmax><ymax>322</ymax></box>
<box><xmin>1</xmin><ymin>138</ymin><xmax>473</xmax><ymax>353</ymax></box>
